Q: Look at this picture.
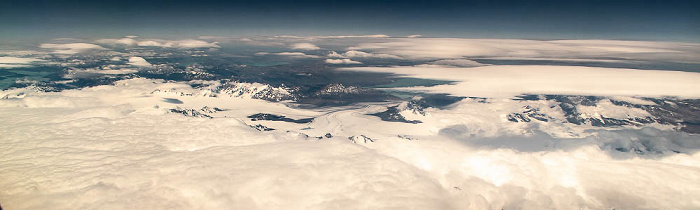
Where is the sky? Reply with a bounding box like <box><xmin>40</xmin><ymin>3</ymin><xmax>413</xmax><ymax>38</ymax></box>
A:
<box><xmin>0</xmin><ymin>0</ymin><xmax>698</xmax><ymax>41</ymax></box>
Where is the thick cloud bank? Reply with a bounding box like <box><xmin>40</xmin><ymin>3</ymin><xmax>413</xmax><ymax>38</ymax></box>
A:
<box><xmin>0</xmin><ymin>57</ymin><xmax>47</xmax><ymax>68</ymax></box>
<box><xmin>290</xmin><ymin>43</ymin><xmax>320</xmax><ymax>50</ymax></box>
<box><xmin>39</xmin><ymin>43</ymin><xmax>107</xmax><ymax>54</ymax></box>
<box><xmin>1</xmin><ymin>79</ymin><xmax>699</xmax><ymax>209</ymax></box>
<box><xmin>96</xmin><ymin>37</ymin><xmax>220</xmax><ymax>48</ymax></box>
<box><xmin>349</xmin><ymin>38</ymin><xmax>700</xmax><ymax>63</ymax></box>
<box><xmin>325</xmin><ymin>58</ymin><xmax>362</xmax><ymax>64</ymax></box>
<box><xmin>342</xmin><ymin>65</ymin><xmax>700</xmax><ymax>98</ymax></box>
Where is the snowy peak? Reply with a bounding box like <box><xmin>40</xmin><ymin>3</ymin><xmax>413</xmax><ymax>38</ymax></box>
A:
<box><xmin>314</xmin><ymin>83</ymin><xmax>367</xmax><ymax>96</ymax></box>
<box><xmin>212</xmin><ymin>80</ymin><xmax>296</xmax><ymax>101</ymax></box>
<box><xmin>397</xmin><ymin>98</ymin><xmax>429</xmax><ymax>116</ymax></box>
<box><xmin>169</xmin><ymin>106</ymin><xmax>223</xmax><ymax>118</ymax></box>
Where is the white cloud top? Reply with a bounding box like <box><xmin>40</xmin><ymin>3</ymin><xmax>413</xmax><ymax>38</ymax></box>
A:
<box><xmin>429</xmin><ymin>59</ymin><xmax>484</xmax><ymax>67</ymax></box>
<box><xmin>0</xmin><ymin>57</ymin><xmax>45</xmax><ymax>64</ymax></box>
<box><xmin>290</xmin><ymin>43</ymin><xmax>320</xmax><ymax>50</ymax></box>
<box><xmin>349</xmin><ymin>38</ymin><xmax>700</xmax><ymax>63</ymax></box>
<box><xmin>97</xmin><ymin>37</ymin><xmax>220</xmax><ymax>48</ymax></box>
<box><xmin>325</xmin><ymin>58</ymin><xmax>362</xmax><ymax>64</ymax></box>
<box><xmin>0</xmin><ymin>57</ymin><xmax>47</xmax><ymax>68</ymax></box>
<box><xmin>96</xmin><ymin>37</ymin><xmax>138</xmax><ymax>45</ymax></box>
<box><xmin>328</xmin><ymin>50</ymin><xmax>402</xmax><ymax>59</ymax></box>
<box><xmin>256</xmin><ymin>52</ymin><xmax>321</xmax><ymax>58</ymax></box>
<box><xmin>342</xmin><ymin>65</ymin><xmax>700</xmax><ymax>98</ymax></box>
<box><xmin>0</xmin><ymin>78</ymin><xmax>699</xmax><ymax>209</ymax></box>
<box><xmin>312</xmin><ymin>34</ymin><xmax>390</xmax><ymax>39</ymax></box>
<box><xmin>39</xmin><ymin>43</ymin><xmax>106</xmax><ymax>54</ymax></box>
<box><xmin>172</xmin><ymin>39</ymin><xmax>220</xmax><ymax>48</ymax></box>
<box><xmin>136</xmin><ymin>39</ymin><xmax>220</xmax><ymax>48</ymax></box>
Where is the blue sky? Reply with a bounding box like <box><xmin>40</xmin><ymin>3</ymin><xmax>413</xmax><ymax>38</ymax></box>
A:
<box><xmin>1</xmin><ymin>0</ymin><xmax>698</xmax><ymax>41</ymax></box>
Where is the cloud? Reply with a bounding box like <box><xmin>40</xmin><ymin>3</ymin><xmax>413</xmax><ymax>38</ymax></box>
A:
<box><xmin>290</xmin><ymin>43</ymin><xmax>320</xmax><ymax>50</ymax></box>
<box><xmin>0</xmin><ymin>57</ymin><xmax>45</xmax><ymax>64</ymax></box>
<box><xmin>39</xmin><ymin>43</ymin><xmax>107</xmax><ymax>54</ymax></box>
<box><xmin>341</xmin><ymin>65</ymin><xmax>700</xmax><ymax>98</ymax></box>
<box><xmin>86</xmin><ymin>68</ymin><xmax>138</xmax><ymax>75</ymax></box>
<box><xmin>325</xmin><ymin>59</ymin><xmax>362</xmax><ymax>64</ymax></box>
<box><xmin>0</xmin><ymin>64</ymin><xmax>31</xmax><ymax>68</ymax></box>
<box><xmin>137</xmin><ymin>39</ymin><xmax>220</xmax><ymax>48</ymax></box>
<box><xmin>4</xmin><ymin>36</ymin><xmax>700</xmax><ymax>209</ymax></box>
<box><xmin>135</xmin><ymin>40</ymin><xmax>166</xmax><ymax>47</ymax></box>
<box><xmin>174</xmin><ymin>39</ymin><xmax>220</xmax><ymax>48</ymax></box>
<box><xmin>0</xmin><ymin>79</ymin><xmax>446</xmax><ymax>209</ymax></box>
<box><xmin>128</xmin><ymin>57</ymin><xmax>152</xmax><ymax>67</ymax></box>
<box><xmin>0</xmin><ymin>57</ymin><xmax>47</xmax><ymax>68</ymax></box>
<box><xmin>256</xmin><ymin>52</ymin><xmax>320</xmax><ymax>58</ymax></box>
<box><xmin>429</xmin><ymin>59</ymin><xmax>484</xmax><ymax>67</ymax></box>
<box><xmin>96</xmin><ymin>37</ymin><xmax>138</xmax><ymax>46</ymax></box>
<box><xmin>480</xmin><ymin>57</ymin><xmax>644</xmax><ymax>63</ymax></box>
<box><xmin>349</xmin><ymin>38</ymin><xmax>700</xmax><ymax>63</ymax></box>
<box><xmin>276</xmin><ymin>52</ymin><xmax>319</xmax><ymax>58</ymax></box>
<box><xmin>313</xmin><ymin>34</ymin><xmax>391</xmax><ymax>39</ymax></box>
<box><xmin>328</xmin><ymin>50</ymin><xmax>402</xmax><ymax>59</ymax></box>
<box><xmin>95</xmin><ymin>37</ymin><xmax>220</xmax><ymax>49</ymax></box>
<box><xmin>1</xmin><ymin>78</ymin><xmax>699</xmax><ymax>209</ymax></box>
<box><xmin>64</xmin><ymin>67</ymin><xmax>138</xmax><ymax>78</ymax></box>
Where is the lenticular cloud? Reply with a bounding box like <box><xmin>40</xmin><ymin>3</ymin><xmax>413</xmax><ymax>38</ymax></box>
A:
<box><xmin>1</xmin><ymin>79</ymin><xmax>699</xmax><ymax>209</ymax></box>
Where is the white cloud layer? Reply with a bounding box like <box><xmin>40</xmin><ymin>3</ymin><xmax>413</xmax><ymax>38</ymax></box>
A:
<box><xmin>4</xmin><ymin>36</ymin><xmax>700</xmax><ymax>210</ymax></box>
<box><xmin>0</xmin><ymin>57</ymin><xmax>47</xmax><ymax>68</ymax></box>
<box><xmin>64</xmin><ymin>67</ymin><xmax>139</xmax><ymax>78</ymax></box>
<box><xmin>349</xmin><ymin>38</ymin><xmax>700</xmax><ymax>63</ymax></box>
<box><xmin>0</xmin><ymin>79</ymin><xmax>699</xmax><ymax>209</ymax></box>
<box><xmin>328</xmin><ymin>50</ymin><xmax>402</xmax><ymax>59</ymax></box>
<box><xmin>0</xmin><ymin>57</ymin><xmax>45</xmax><ymax>64</ymax></box>
<box><xmin>290</xmin><ymin>43</ymin><xmax>320</xmax><ymax>50</ymax></box>
<box><xmin>39</xmin><ymin>43</ymin><xmax>107</xmax><ymax>54</ymax></box>
<box><xmin>96</xmin><ymin>37</ymin><xmax>138</xmax><ymax>46</ymax></box>
<box><xmin>256</xmin><ymin>52</ymin><xmax>320</xmax><ymax>58</ymax></box>
<box><xmin>342</xmin><ymin>65</ymin><xmax>700</xmax><ymax>98</ymax></box>
<box><xmin>325</xmin><ymin>58</ymin><xmax>362</xmax><ymax>64</ymax></box>
<box><xmin>136</xmin><ymin>39</ymin><xmax>219</xmax><ymax>48</ymax></box>
<box><xmin>313</xmin><ymin>34</ymin><xmax>390</xmax><ymax>39</ymax></box>
<box><xmin>85</xmin><ymin>68</ymin><xmax>138</xmax><ymax>75</ymax></box>
<box><xmin>429</xmin><ymin>59</ymin><xmax>484</xmax><ymax>67</ymax></box>
<box><xmin>96</xmin><ymin>37</ymin><xmax>220</xmax><ymax>48</ymax></box>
